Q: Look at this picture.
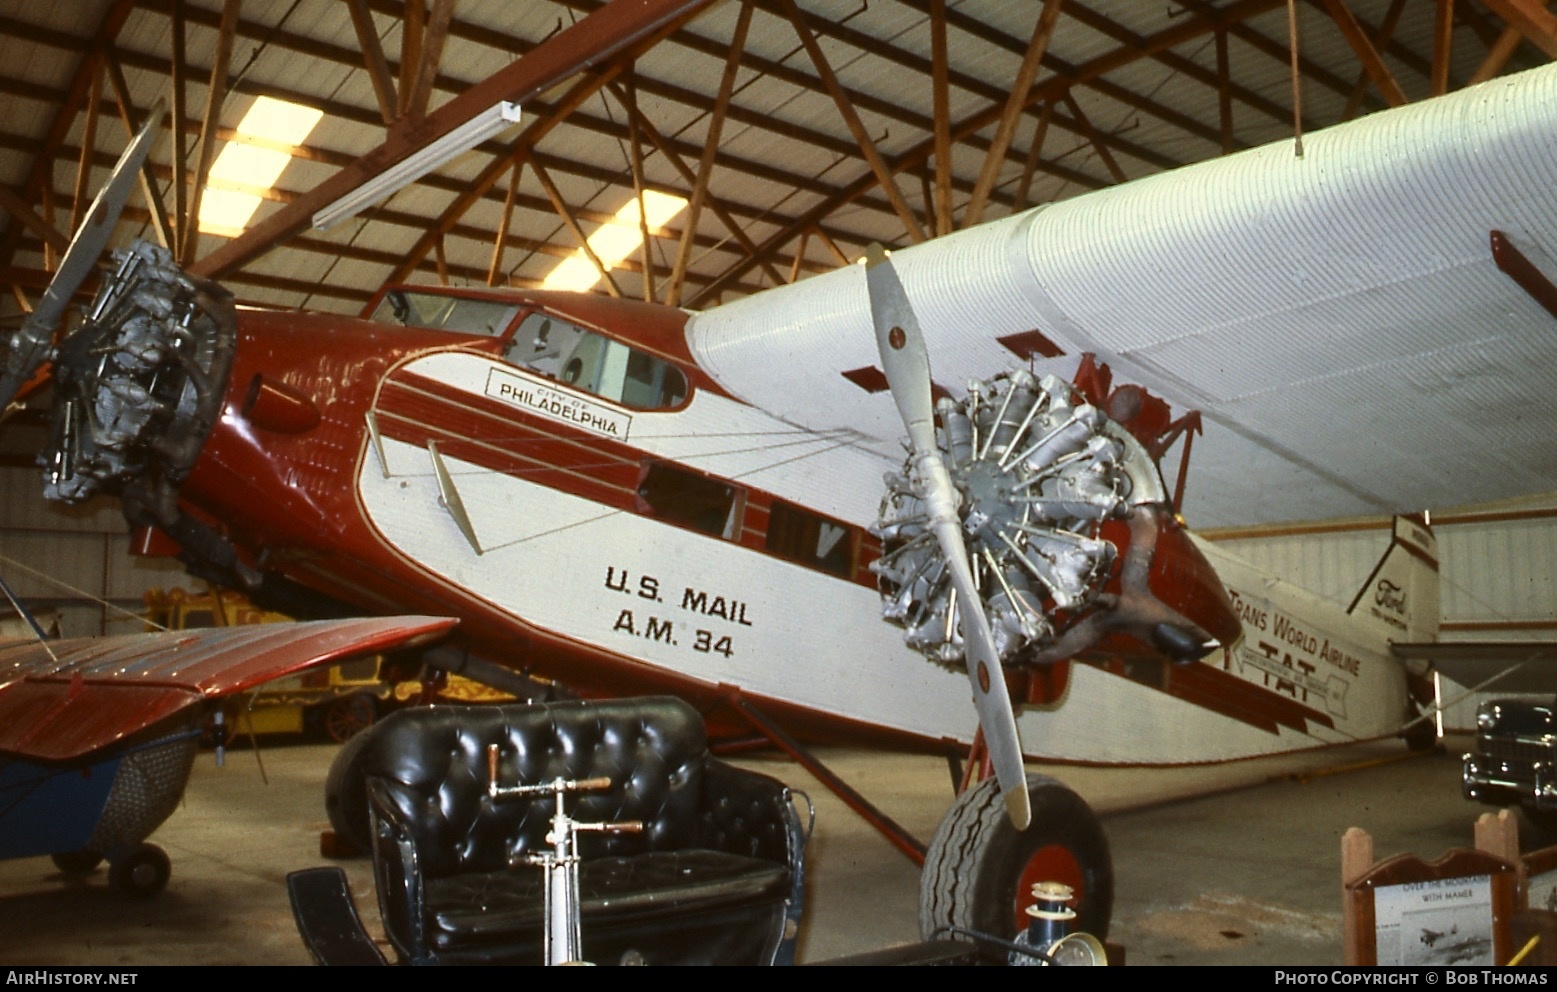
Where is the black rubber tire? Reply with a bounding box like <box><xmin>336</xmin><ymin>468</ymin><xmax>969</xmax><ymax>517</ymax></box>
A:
<box><xmin>920</xmin><ymin>773</ymin><xmax>1113</xmax><ymax>944</ymax></box>
<box><xmin>1401</xmin><ymin>704</ymin><xmax>1439</xmax><ymax>753</ymax></box>
<box><xmin>109</xmin><ymin>844</ymin><xmax>170</xmax><ymax>897</ymax></box>
<box><xmin>323</xmin><ymin>725</ymin><xmax>376</xmax><ymax>854</ymax></box>
<box><xmin>1402</xmin><ymin>718</ymin><xmax>1438</xmax><ymax>753</ymax></box>
<box><xmin>51</xmin><ymin>849</ymin><xmax>104</xmax><ymax>874</ymax></box>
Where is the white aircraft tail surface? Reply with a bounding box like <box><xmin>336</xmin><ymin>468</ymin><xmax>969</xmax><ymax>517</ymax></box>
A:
<box><xmin>1346</xmin><ymin>516</ymin><xmax>1440</xmax><ymax>645</ymax></box>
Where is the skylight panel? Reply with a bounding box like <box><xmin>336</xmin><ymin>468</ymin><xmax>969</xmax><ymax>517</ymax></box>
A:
<box><xmin>198</xmin><ymin>96</ymin><xmax>323</xmax><ymax>236</ymax></box>
<box><xmin>542</xmin><ymin>190</ymin><xmax>689</xmax><ymax>292</ymax></box>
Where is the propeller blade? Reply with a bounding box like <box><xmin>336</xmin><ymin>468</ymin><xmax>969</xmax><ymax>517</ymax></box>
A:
<box><xmin>864</xmin><ymin>243</ymin><xmax>1031</xmax><ymax>830</ymax></box>
<box><xmin>0</xmin><ymin>98</ymin><xmax>169</xmax><ymax>411</ymax></box>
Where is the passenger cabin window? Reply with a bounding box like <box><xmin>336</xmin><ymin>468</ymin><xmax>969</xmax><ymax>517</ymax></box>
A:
<box><xmin>637</xmin><ymin>462</ymin><xmax>741</xmax><ymax>539</ymax></box>
<box><xmin>507</xmin><ymin>312</ymin><xmax>687</xmax><ymax>410</ymax></box>
<box><xmin>765</xmin><ymin>501</ymin><xmax>856</xmax><ymax>578</ymax></box>
<box><xmin>372</xmin><ymin>289</ymin><xmax>519</xmax><ymax>338</ymax></box>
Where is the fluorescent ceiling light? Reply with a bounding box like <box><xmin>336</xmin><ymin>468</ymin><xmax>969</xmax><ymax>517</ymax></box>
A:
<box><xmin>312</xmin><ymin>101</ymin><xmax>522</xmax><ymax>230</ymax></box>
<box><xmin>542</xmin><ymin>190</ymin><xmax>688</xmax><ymax>292</ymax></box>
<box><xmin>198</xmin><ymin>96</ymin><xmax>323</xmax><ymax>236</ymax></box>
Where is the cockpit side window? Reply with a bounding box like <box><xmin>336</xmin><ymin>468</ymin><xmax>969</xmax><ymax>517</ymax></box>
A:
<box><xmin>371</xmin><ymin>289</ymin><xmax>519</xmax><ymax>338</ymax></box>
<box><xmin>505</xmin><ymin>311</ymin><xmax>688</xmax><ymax>411</ymax></box>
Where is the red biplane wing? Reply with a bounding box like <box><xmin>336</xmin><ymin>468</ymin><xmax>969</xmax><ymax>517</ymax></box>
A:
<box><xmin>0</xmin><ymin>616</ymin><xmax>456</xmax><ymax>761</ymax></box>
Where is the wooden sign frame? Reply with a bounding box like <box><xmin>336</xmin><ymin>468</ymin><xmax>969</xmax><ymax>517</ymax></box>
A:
<box><xmin>1345</xmin><ymin>848</ymin><xmax>1517</xmax><ymax>966</ymax></box>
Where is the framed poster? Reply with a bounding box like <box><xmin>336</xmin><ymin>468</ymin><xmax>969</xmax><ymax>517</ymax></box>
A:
<box><xmin>1346</xmin><ymin>849</ymin><xmax>1516</xmax><ymax>966</ymax></box>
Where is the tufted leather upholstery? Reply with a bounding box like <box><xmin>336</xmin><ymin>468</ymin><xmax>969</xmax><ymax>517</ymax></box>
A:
<box><xmin>357</xmin><ymin>697</ymin><xmax>806</xmax><ymax>965</ymax></box>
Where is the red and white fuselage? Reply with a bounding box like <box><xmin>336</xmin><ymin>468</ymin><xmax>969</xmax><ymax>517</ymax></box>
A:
<box><xmin>151</xmin><ymin>281</ymin><xmax>1418</xmax><ymax>765</ymax></box>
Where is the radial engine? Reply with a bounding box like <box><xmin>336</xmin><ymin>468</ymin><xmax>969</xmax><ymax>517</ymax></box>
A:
<box><xmin>872</xmin><ymin>367</ymin><xmax>1222</xmax><ymax>670</ymax></box>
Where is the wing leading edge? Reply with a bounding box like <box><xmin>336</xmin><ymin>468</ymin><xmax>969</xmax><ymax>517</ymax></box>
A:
<box><xmin>687</xmin><ymin>64</ymin><xmax>1557</xmax><ymax>528</ymax></box>
<box><xmin>0</xmin><ymin>616</ymin><xmax>457</xmax><ymax>761</ymax></box>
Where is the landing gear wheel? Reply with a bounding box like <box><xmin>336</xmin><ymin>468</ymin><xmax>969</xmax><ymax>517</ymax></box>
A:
<box><xmin>109</xmin><ymin>843</ymin><xmax>170</xmax><ymax>897</ymax></box>
<box><xmin>51</xmin><ymin>850</ymin><xmax>104</xmax><ymax>874</ymax></box>
<box><xmin>322</xmin><ymin>694</ymin><xmax>377</xmax><ymax>743</ymax></box>
<box><xmin>1402</xmin><ymin>716</ymin><xmax>1438</xmax><ymax>753</ymax></box>
<box><xmin>920</xmin><ymin>773</ymin><xmax>1113</xmax><ymax>947</ymax></box>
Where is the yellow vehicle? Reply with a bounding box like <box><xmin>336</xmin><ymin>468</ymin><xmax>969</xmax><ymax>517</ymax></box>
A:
<box><xmin>144</xmin><ymin>587</ymin><xmax>391</xmax><ymax>742</ymax></box>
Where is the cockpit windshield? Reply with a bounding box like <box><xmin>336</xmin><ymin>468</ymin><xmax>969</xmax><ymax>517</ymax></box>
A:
<box><xmin>371</xmin><ymin>289</ymin><xmax>519</xmax><ymax>338</ymax></box>
<box><xmin>370</xmin><ymin>290</ymin><xmax>688</xmax><ymax>411</ymax></box>
<box><xmin>505</xmin><ymin>312</ymin><xmax>687</xmax><ymax>411</ymax></box>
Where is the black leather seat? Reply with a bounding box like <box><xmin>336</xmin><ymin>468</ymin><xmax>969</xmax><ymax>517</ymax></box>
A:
<box><xmin>359</xmin><ymin>696</ymin><xmax>807</xmax><ymax>965</ymax></box>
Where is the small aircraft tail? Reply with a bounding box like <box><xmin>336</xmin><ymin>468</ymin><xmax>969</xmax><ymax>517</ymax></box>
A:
<box><xmin>1346</xmin><ymin>515</ymin><xmax>1440</xmax><ymax>644</ymax></box>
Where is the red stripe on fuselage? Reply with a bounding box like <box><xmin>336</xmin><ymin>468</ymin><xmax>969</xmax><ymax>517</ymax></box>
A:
<box><xmin>376</xmin><ymin>369</ymin><xmax>643</xmax><ymax>509</ymax></box>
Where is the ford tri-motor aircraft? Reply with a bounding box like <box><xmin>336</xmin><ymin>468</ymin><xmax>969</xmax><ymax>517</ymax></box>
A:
<box><xmin>2</xmin><ymin>63</ymin><xmax>1555</xmax><ymax>940</ymax></box>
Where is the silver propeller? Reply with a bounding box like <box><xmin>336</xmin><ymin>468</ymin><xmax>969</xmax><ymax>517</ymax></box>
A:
<box><xmin>864</xmin><ymin>243</ymin><xmax>1031</xmax><ymax>830</ymax></box>
<box><xmin>0</xmin><ymin>99</ymin><xmax>168</xmax><ymax>412</ymax></box>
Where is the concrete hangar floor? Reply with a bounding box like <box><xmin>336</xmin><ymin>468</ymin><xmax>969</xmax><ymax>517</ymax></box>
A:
<box><xmin>0</xmin><ymin>733</ymin><xmax>1492</xmax><ymax>966</ymax></box>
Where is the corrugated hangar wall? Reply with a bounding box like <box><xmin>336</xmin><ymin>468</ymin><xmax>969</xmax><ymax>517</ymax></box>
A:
<box><xmin>0</xmin><ymin>465</ymin><xmax>183</xmax><ymax>638</ymax></box>
<box><xmin>3</xmin><ymin>457</ymin><xmax>1554</xmax><ymax>731</ymax></box>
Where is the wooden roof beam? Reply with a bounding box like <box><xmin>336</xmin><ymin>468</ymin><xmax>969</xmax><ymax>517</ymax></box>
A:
<box><xmin>1432</xmin><ymin>0</ymin><xmax>1455</xmax><ymax>97</ymax></box>
<box><xmin>69</xmin><ymin>64</ymin><xmax>103</xmax><ymax>234</ymax></box>
<box><xmin>399</xmin><ymin>0</ymin><xmax>425</xmax><ymax>114</ymax></box>
<box><xmin>347</xmin><ymin>0</ymin><xmax>399</xmax><ymax>124</ymax></box>
<box><xmin>667</xmin><ymin>0</ymin><xmax>751</xmax><ymax>307</ymax></box>
<box><xmin>404</xmin><ymin>0</ymin><xmax>456</xmax><ymax>122</ymax></box>
<box><xmin>102</xmin><ymin>54</ymin><xmax>175</xmax><ymax>252</ymax></box>
<box><xmin>1011</xmin><ymin>102</ymin><xmax>1053</xmax><ymax>211</ymax></box>
<box><xmin>781</xmin><ymin>0</ymin><xmax>927</xmax><ymax>244</ymax></box>
<box><xmin>169</xmin><ymin>0</ymin><xmax>187</xmax><ymax>254</ymax></box>
<box><xmin>181</xmin><ymin>0</ymin><xmax>239</xmax><ymax>267</ymax></box>
<box><xmin>1466</xmin><ymin>1</ymin><xmax>1553</xmax><ymax>85</ymax></box>
<box><xmin>1175</xmin><ymin>0</ymin><xmax>1361</xmax><ymax>116</ymax></box>
<box><xmin>1318</xmin><ymin>0</ymin><xmax>1409</xmax><ymax>107</ymax></box>
<box><xmin>1300</xmin><ymin>0</ymin><xmax>1447</xmax><ymax>82</ymax></box>
<box><xmin>531</xmin><ymin>159</ymin><xmax>624</xmax><ymax>298</ymax></box>
<box><xmin>4</xmin><ymin>187</ymin><xmax>770</xmax><ymax>304</ymax></box>
<box><xmin>383</xmin><ymin>56</ymin><xmax>633</xmax><ymax>286</ymax></box>
<box><xmin>1216</xmin><ymin>28</ymin><xmax>1234</xmax><ymax>154</ymax></box>
<box><xmin>1482</xmin><ymin>0</ymin><xmax>1557</xmax><ymax>58</ymax></box>
<box><xmin>193</xmin><ymin>0</ymin><xmax>718</xmax><ymax>281</ymax></box>
<box><xmin>1040</xmin><ymin>0</ymin><xmax>1293</xmax><ymax>134</ymax></box>
<box><xmin>964</xmin><ymin>0</ymin><xmax>1064</xmax><ymax>228</ymax></box>
<box><xmin>0</xmin><ymin>0</ymin><xmax>138</xmax><ymax>272</ymax></box>
<box><xmin>117</xmin><ymin>0</ymin><xmax>1098</xmax><ymax>234</ymax></box>
<box><xmin>606</xmin><ymin>81</ymin><xmax>786</xmax><ymax>288</ymax></box>
<box><xmin>10</xmin><ymin>26</ymin><xmax>883</xmax><ymax>250</ymax></box>
<box><xmin>689</xmin><ymin>0</ymin><xmax>1292</xmax><ymax>305</ymax></box>
<box><xmin>0</xmin><ymin>188</ymin><xmax>70</xmax><ymax>257</ymax></box>
<box><xmin>930</xmin><ymin>0</ymin><xmax>952</xmax><ymax>237</ymax></box>
<box><xmin>0</xmin><ymin>86</ymin><xmax>811</xmax><ymax>295</ymax></box>
<box><xmin>1062</xmin><ymin>92</ymin><xmax>1126</xmax><ymax>184</ymax></box>
<box><xmin>487</xmin><ymin>160</ymin><xmax>523</xmax><ymax>287</ymax></box>
<box><xmin>1341</xmin><ymin>0</ymin><xmax>1408</xmax><ymax>120</ymax></box>
<box><xmin>624</xmin><ymin>74</ymin><xmax>655</xmax><ymax>302</ymax></box>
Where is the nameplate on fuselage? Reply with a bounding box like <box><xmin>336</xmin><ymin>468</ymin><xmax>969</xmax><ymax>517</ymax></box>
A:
<box><xmin>484</xmin><ymin>367</ymin><xmax>632</xmax><ymax>440</ymax></box>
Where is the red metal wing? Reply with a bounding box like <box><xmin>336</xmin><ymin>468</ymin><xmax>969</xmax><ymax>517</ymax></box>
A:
<box><xmin>0</xmin><ymin>616</ymin><xmax>456</xmax><ymax>761</ymax></box>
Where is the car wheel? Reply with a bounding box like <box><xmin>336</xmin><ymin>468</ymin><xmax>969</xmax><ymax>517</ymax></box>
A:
<box><xmin>322</xmin><ymin>694</ymin><xmax>377</xmax><ymax>743</ymax></box>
